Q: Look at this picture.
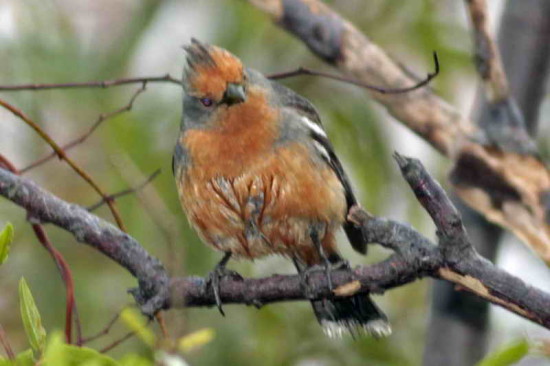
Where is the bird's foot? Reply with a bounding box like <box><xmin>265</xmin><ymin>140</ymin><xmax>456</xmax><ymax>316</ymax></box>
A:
<box><xmin>299</xmin><ymin>258</ymin><xmax>352</xmax><ymax>297</ymax></box>
<box><xmin>330</xmin><ymin>258</ymin><xmax>351</xmax><ymax>271</ymax></box>
<box><xmin>205</xmin><ymin>265</ymin><xmax>242</xmax><ymax>316</ymax></box>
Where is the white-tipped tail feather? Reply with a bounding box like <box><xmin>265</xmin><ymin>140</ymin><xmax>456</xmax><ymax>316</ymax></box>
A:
<box><xmin>295</xmin><ymin>256</ymin><xmax>390</xmax><ymax>339</ymax></box>
<box><xmin>311</xmin><ymin>293</ymin><xmax>390</xmax><ymax>339</ymax></box>
<box><xmin>321</xmin><ymin>319</ymin><xmax>392</xmax><ymax>339</ymax></box>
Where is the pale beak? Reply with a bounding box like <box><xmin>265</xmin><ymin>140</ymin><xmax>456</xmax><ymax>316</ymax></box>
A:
<box><xmin>223</xmin><ymin>83</ymin><xmax>246</xmax><ymax>105</ymax></box>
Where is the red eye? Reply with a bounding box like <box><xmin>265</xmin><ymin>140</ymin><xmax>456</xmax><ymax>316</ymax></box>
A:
<box><xmin>200</xmin><ymin>97</ymin><xmax>213</xmax><ymax>107</ymax></box>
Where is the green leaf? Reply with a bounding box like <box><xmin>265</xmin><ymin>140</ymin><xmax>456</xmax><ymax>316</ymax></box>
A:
<box><xmin>118</xmin><ymin>354</ymin><xmax>152</xmax><ymax>366</ymax></box>
<box><xmin>42</xmin><ymin>331</ymin><xmax>120</xmax><ymax>366</ymax></box>
<box><xmin>42</xmin><ymin>332</ymin><xmax>68</xmax><ymax>366</ymax></box>
<box><xmin>19</xmin><ymin>277</ymin><xmax>47</xmax><ymax>354</ymax></box>
<box><xmin>0</xmin><ymin>349</ymin><xmax>35</xmax><ymax>366</ymax></box>
<box><xmin>178</xmin><ymin>328</ymin><xmax>215</xmax><ymax>353</ymax></box>
<box><xmin>62</xmin><ymin>345</ymin><xmax>119</xmax><ymax>366</ymax></box>
<box><xmin>15</xmin><ymin>349</ymin><xmax>35</xmax><ymax>366</ymax></box>
<box><xmin>0</xmin><ymin>222</ymin><xmax>14</xmax><ymax>265</ymax></box>
<box><xmin>476</xmin><ymin>339</ymin><xmax>530</xmax><ymax>366</ymax></box>
<box><xmin>79</xmin><ymin>361</ymin><xmax>104</xmax><ymax>366</ymax></box>
<box><xmin>120</xmin><ymin>308</ymin><xmax>155</xmax><ymax>347</ymax></box>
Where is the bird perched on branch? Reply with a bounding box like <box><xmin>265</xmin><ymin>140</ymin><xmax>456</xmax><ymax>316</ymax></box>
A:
<box><xmin>173</xmin><ymin>39</ymin><xmax>390</xmax><ymax>338</ymax></box>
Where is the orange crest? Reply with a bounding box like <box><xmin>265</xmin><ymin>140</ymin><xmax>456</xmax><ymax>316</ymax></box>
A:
<box><xmin>184</xmin><ymin>39</ymin><xmax>244</xmax><ymax>100</ymax></box>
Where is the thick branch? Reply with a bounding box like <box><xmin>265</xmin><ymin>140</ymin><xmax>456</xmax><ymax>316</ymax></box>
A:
<box><xmin>249</xmin><ymin>0</ymin><xmax>471</xmax><ymax>155</ymax></box>
<box><xmin>464</xmin><ymin>0</ymin><xmax>536</xmax><ymax>154</ymax></box>
<box><xmin>1</xmin><ymin>155</ymin><xmax>80</xmax><ymax>344</ymax></box>
<box><xmin>1</xmin><ymin>160</ymin><xmax>549</xmax><ymax>328</ymax></box>
<box><xmin>427</xmin><ymin>2</ymin><xmax>550</xmax><ymax>361</ymax></box>
<box><xmin>169</xmin><ymin>250</ymin><xmax>439</xmax><ymax>308</ymax></box>
<box><xmin>247</xmin><ymin>0</ymin><xmax>550</xmax><ymax>264</ymax></box>
<box><xmin>0</xmin><ymin>167</ymin><xmax>169</xmax><ymax>316</ymax></box>
<box><xmin>466</xmin><ymin>0</ymin><xmax>509</xmax><ymax>102</ymax></box>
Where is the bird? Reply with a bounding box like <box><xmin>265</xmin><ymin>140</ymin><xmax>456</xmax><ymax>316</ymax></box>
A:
<box><xmin>173</xmin><ymin>39</ymin><xmax>391</xmax><ymax>338</ymax></box>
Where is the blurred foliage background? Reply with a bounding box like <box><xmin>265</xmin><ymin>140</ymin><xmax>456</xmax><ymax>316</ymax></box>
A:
<box><xmin>0</xmin><ymin>0</ymin><xmax>548</xmax><ymax>365</ymax></box>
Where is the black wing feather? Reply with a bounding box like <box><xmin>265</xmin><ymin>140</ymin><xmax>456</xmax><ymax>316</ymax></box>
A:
<box><xmin>270</xmin><ymin>81</ymin><xmax>368</xmax><ymax>254</ymax></box>
<box><xmin>312</xmin><ymin>133</ymin><xmax>368</xmax><ymax>254</ymax></box>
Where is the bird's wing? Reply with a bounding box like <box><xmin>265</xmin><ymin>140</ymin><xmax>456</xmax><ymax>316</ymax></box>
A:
<box><xmin>270</xmin><ymin>80</ymin><xmax>368</xmax><ymax>254</ymax></box>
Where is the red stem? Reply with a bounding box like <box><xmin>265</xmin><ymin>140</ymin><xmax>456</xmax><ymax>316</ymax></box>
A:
<box><xmin>1</xmin><ymin>153</ymin><xmax>78</xmax><ymax>345</ymax></box>
<box><xmin>31</xmin><ymin>225</ymin><xmax>75</xmax><ymax>344</ymax></box>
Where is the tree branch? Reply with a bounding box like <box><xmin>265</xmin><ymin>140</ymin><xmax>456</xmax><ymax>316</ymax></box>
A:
<box><xmin>0</xmin><ymin>99</ymin><xmax>127</xmax><ymax>231</ymax></box>
<box><xmin>249</xmin><ymin>0</ymin><xmax>471</xmax><ymax>155</ymax></box>
<box><xmin>0</xmin><ymin>75</ymin><xmax>181</xmax><ymax>91</ymax></box>
<box><xmin>427</xmin><ymin>2</ymin><xmax>550</xmax><ymax>362</ymax></box>
<box><xmin>87</xmin><ymin>169</ymin><xmax>161</xmax><ymax>212</ymax></box>
<box><xmin>20</xmin><ymin>84</ymin><xmax>148</xmax><ymax>173</ymax></box>
<box><xmin>464</xmin><ymin>0</ymin><xmax>536</xmax><ymax>154</ymax></box>
<box><xmin>267</xmin><ymin>51</ymin><xmax>440</xmax><ymax>94</ymax></box>
<box><xmin>246</xmin><ymin>0</ymin><xmax>550</xmax><ymax>264</ymax></box>
<box><xmin>0</xmin><ymin>154</ymin><xmax>80</xmax><ymax>345</ymax></box>
<box><xmin>0</xmin><ymin>167</ymin><xmax>169</xmax><ymax>317</ymax></box>
<box><xmin>0</xmin><ymin>325</ymin><xmax>15</xmax><ymax>360</ymax></box>
<box><xmin>465</xmin><ymin>0</ymin><xmax>510</xmax><ymax>102</ymax></box>
<box><xmin>1</xmin><ymin>153</ymin><xmax>548</xmax><ymax>328</ymax></box>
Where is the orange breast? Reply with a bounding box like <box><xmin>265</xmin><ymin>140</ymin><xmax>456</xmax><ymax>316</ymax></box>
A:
<box><xmin>182</xmin><ymin>87</ymin><xmax>278</xmax><ymax>177</ymax></box>
<box><xmin>177</xmin><ymin>89</ymin><xmax>346</xmax><ymax>263</ymax></box>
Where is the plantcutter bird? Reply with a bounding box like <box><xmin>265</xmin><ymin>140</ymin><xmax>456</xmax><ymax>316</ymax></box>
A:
<box><xmin>173</xmin><ymin>39</ymin><xmax>391</xmax><ymax>338</ymax></box>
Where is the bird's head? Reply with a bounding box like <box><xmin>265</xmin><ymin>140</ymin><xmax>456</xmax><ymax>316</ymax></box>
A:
<box><xmin>183</xmin><ymin>39</ymin><xmax>247</xmax><ymax>115</ymax></box>
<box><xmin>181</xmin><ymin>39</ymin><xmax>276</xmax><ymax>136</ymax></box>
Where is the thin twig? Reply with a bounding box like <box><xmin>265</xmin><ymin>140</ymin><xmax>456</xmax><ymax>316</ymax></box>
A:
<box><xmin>111</xmin><ymin>155</ymin><xmax>184</xmax><ymax>277</ymax></box>
<box><xmin>268</xmin><ymin>52</ymin><xmax>439</xmax><ymax>94</ymax></box>
<box><xmin>0</xmin><ymin>75</ymin><xmax>181</xmax><ymax>91</ymax></box>
<box><xmin>99</xmin><ymin>316</ymin><xmax>153</xmax><ymax>353</ymax></box>
<box><xmin>0</xmin><ymin>98</ymin><xmax>127</xmax><ymax>232</ymax></box>
<box><xmin>32</xmin><ymin>225</ymin><xmax>76</xmax><ymax>344</ymax></box>
<box><xmin>155</xmin><ymin>313</ymin><xmax>169</xmax><ymax>339</ymax></box>
<box><xmin>87</xmin><ymin>169</ymin><xmax>161</xmax><ymax>212</ymax></box>
<box><xmin>81</xmin><ymin>311</ymin><xmax>121</xmax><ymax>344</ymax></box>
<box><xmin>73</xmin><ymin>302</ymin><xmax>83</xmax><ymax>346</ymax></box>
<box><xmin>0</xmin><ymin>325</ymin><xmax>15</xmax><ymax>360</ymax></box>
<box><xmin>0</xmin><ymin>154</ymin><xmax>17</xmax><ymax>173</ymax></box>
<box><xmin>99</xmin><ymin>331</ymin><xmax>136</xmax><ymax>354</ymax></box>
<box><xmin>21</xmin><ymin>84</ymin><xmax>148</xmax><ymax>173</ymax></box>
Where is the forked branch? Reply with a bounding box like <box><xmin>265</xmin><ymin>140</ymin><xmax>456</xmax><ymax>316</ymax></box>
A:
<box><xmin>0</xmin><ymin>154</ymin><xmax>548</xmax><ymax>328</ymax></box>
<box><xmin>246</xmin><ymin>0</ymin><xmax>550</xmax><ymax>264</ymax></box>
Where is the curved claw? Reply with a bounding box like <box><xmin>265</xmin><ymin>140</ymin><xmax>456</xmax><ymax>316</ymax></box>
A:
<box><xmin>205</xmin><ymin>252</ymin><xmax>241</xmax><ymax>316</ymax></box>
<box><xmin>205</xmin><ymin>267</ymin><xmax>243</xmax><ymax>316</ymax></box>
<box><xmin>206</xmin><ymin>270</ymin><xmax>225</xmax><ymax>316</ymax></box>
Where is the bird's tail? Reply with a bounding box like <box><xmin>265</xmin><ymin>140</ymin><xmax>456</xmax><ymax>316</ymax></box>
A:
<box><xmin>310</xmin><ymin>293</ymin><xmax>391</xmax><ymax>338</ymax></box>
<box><xmin>295</xmin><ymin>257</ymin><xmax>391</xmax><ymax>338</ymax></box>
